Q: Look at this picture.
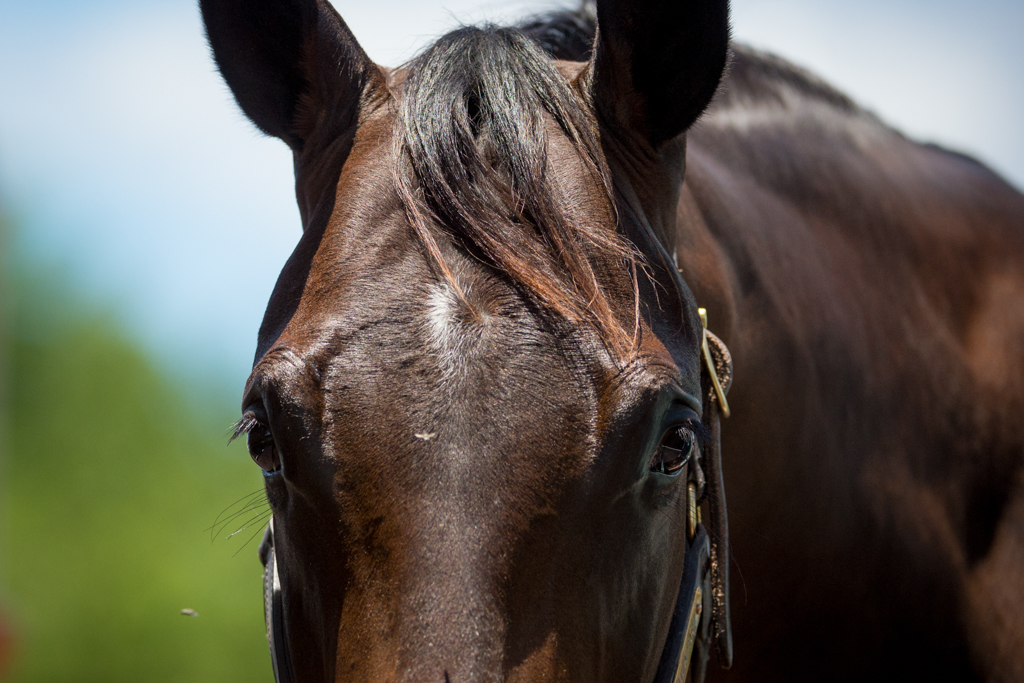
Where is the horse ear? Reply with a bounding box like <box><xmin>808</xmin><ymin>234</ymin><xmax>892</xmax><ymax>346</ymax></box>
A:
<box><xmin>200</xmin><ymin>0</ymin><xmax>375</xmax><ymax>149</ymax></box>
<box><xmin>590</xmin><ymin>0</ymin><xmax>730</xmax><ymax>146</ymax></box>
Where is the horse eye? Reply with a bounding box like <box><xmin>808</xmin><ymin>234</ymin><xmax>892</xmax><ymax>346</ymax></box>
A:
<box><xmin>247</xmin><ymin>424</ymin><xmax>280</xmax><ymax>473</ymax></box>
<box><xmin>650</xmin><ymin>426</ymin><xmax>696</xmax><ymax>477</ymax></box>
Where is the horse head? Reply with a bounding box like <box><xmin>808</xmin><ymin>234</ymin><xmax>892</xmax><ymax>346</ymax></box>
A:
<box><xmin>201</xmin><ymin>0</ymin><xmax>730</xmax><ymax>680</ymax></box>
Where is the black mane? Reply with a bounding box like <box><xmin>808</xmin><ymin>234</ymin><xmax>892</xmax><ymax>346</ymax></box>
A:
<box><xmin>396</xmin><ymin>24</ymin><xmax>637</xmax><ymax>351</ymax></box>
<box><xmin>517</xmin><ymin>2</ymin><xmax>596</xmax><ymax>61</ymax></box>
<box><xmin>395</xmin><ymin>4</ymin><xmax>873</xmax><ymax>354</ymax></box>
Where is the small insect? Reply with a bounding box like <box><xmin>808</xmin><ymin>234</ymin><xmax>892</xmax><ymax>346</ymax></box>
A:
<box><xmin>414</xmin><ymin>432</ymin><xmax>438</xmax><ymax>441</ymax></box>
<box><xmin>180</xmin><ymin>608</ymin><xmax>199</xmax><ymax>617</ymax></box>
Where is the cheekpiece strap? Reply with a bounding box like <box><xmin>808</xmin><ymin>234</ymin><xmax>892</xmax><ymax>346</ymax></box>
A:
<box><xmin>697</xmin><ymin>310</ymin><xmax>734</xmax><ymax>674</ymax></box>
<box><xmin>260</xmin><ymin>519</ymin><xmax>295</xmax><ymax>683</ymax></box>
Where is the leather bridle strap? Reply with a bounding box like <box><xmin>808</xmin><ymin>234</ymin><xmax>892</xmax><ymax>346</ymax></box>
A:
<box><xmin>701</xmin><ymin>321</ymin><xmax>734</xmax><ymax>669</ymax></box>
<box><xmin>600</xmin><ymin>154</ymin><xmax>735</xmax><ymax>683</ymax></box>
<box><xmin>652</xmin><ymin>317</ymin><xmax>734</xmax><ymax>683</ymax></box>
<box><xmin>259</xmin><ymin>519</ymin><xmax>295</xmax><ymax>683</ymax></box>
<box><xmin>652</xmin><ymin>524</ymin><xmax>711</xmax><ymax>683</ymax></box>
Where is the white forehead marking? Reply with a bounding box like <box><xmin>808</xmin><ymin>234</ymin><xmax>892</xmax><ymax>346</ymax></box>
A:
<box><xmin>424</xmin><ymin>281</ymin><xmax>471</xmax><ymax>382</ymax></box>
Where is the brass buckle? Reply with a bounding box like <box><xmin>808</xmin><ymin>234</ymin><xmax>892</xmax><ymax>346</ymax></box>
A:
<box><xmin>687</xmin><ymin>482</ymin><xmax>700</xmax><ymax>541</ymax></box>
<box><xmin>698</xmin><ymin>308</ymin><xmax>730</xmax><ymax>418</ymax></box>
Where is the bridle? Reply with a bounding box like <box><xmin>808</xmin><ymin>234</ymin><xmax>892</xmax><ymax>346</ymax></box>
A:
<box><xmin>259</xmin><ymin>520</ymin><xmax>293</xmax><ymax>683</ymax></box>
<box><xmin>256</xmin><ymin>314</ymin><xmax>733</xmax><ymax>683</ymax></box>
<box><xmin>652</xmin><ymin>312</ymin><xmax>733</xmax><ymax>683</ymax></box>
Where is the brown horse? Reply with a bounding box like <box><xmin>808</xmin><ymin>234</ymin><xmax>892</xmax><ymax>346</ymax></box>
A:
<box><xmin>201</xmin><ymin>0</ymin><xmax>1024</xmax><ymax>681</ymax></box>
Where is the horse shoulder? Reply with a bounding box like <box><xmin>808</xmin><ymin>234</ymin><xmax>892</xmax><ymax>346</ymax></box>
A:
<box><xmin>678</xmin><ymin>74</ymin><xmax>1024</xmax><ymax>678</ymax></box>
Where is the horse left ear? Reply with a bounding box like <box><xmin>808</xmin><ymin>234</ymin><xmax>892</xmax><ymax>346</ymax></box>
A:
<box><xmin>200</xmin><ymin>0</ymin><xmax>377</xmax><ymax>150</ymax></box>
<box><xmin>589</xmin><ymin>0</ymin><xmax>730</xmax><ymax>147</ymax></box>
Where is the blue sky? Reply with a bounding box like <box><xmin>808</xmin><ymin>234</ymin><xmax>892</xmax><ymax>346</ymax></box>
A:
<box><xmin>1</xmin><ymin>0</ymin><xmax>1021</xmax><ymax>399</ymax></box>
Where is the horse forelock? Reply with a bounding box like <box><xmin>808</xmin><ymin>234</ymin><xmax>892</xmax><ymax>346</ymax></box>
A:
<box><xmin>394</xmin><ymin>24</ymin><xmax>640</xmax><ymax>360</ymax></box>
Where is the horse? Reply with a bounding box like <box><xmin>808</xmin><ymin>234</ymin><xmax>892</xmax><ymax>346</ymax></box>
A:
<box><xmin>200</xmin><ymin>0</ymin><xmax>1024</xmax><ymax>681</ymax></box>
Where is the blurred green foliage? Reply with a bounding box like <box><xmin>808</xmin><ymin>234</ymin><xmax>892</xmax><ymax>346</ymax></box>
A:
<box><xmin>1</xmin><ymin>266</ymin><xmax>274</xmax><ymax>682</ymax></box>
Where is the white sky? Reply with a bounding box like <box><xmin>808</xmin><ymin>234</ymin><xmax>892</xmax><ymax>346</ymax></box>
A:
<box><xmin>0</xmin><ymin>0</ymin><xmax>1021</xmax><ymax>396</ymax></box>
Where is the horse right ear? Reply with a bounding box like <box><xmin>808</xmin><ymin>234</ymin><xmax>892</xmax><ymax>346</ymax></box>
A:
<box><xmin>589</xmin><ymin>0</ymin><xmax>729</xmax><ymax>147</ymax></box>
<box><xmin>200</xmin><ymin>0</ymin><xmax>376</xmax><ymax>150</ymax></box>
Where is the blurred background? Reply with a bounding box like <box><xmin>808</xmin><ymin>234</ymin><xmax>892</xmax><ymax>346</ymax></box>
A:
<box><xmin>0</xmin><ymin>0</ymin><xmax>1020</xmax><ymax>680</ymax></box>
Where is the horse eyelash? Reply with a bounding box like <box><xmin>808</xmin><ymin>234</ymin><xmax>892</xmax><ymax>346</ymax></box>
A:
<box><xmin>229</xmin><ymin>415</ymin><xmax>258</xmax><ymax>444</ymax></box>
<box><xmin>684</xmin><ymin>418</ymin><xmax>712</xmax><ymax>449</ymax></box>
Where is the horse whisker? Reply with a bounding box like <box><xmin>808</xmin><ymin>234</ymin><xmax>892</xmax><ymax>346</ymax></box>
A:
<box><xmin>208</xmin><ymin>489</ymin><xmax>269</xmax><ymax>542</ymax></box>
<box><xmin>206</xmin><ymin>498</ymin><xmax>269</xmax><ymax>533</ymax></box>
<box><xmin>224</xmin><ymin>510</ymin><xmax>273</xmax><ymax>540</ymax></box>
<box><xmin>232</xmin><ymin>521</ymin><xmax>273</xmax><ymax>558</ymax></box>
